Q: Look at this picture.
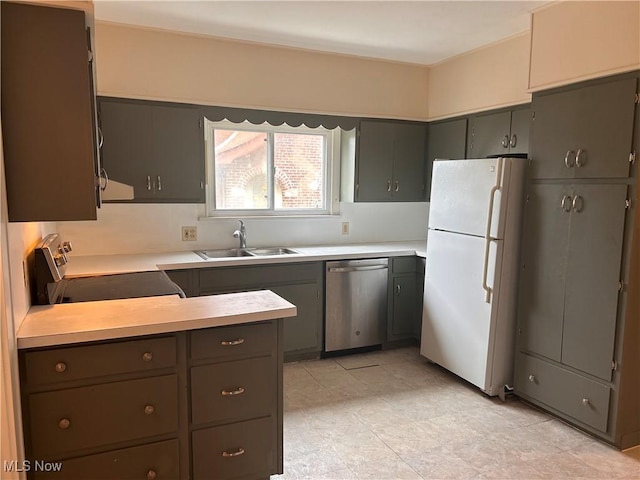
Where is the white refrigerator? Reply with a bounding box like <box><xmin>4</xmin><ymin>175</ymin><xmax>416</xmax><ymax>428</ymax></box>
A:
<box><xmin>420</xmin><ymin>157</ymin><xmax>526</xmax><ymax>397</ymax></box>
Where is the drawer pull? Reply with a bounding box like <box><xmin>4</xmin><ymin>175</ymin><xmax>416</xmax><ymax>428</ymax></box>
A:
<box><xmin>142</xmin><ymin>352</ymin><xmax>153</xmax><ymax>362</ymax></box>
<box><xmin>55</xmin><ymin>362</ymin><xmax>67</xmax><ymax>373</ymax></box>
<box><xmin>146</xmin><ymin>470</ymin><xmax>157</xmax><ymax>480</ymax></box>
<box><xmin>58</xmin><ymin>418</ymin><xmax>70</xmax><ymax>429</ymax></box>
<box><xmin>582</xmin><ymin>398</ymin><xmax>590</xmax><ymax>406</ymax></box>
<box><xmin>221</xmin><ymin>387</ymin><xmax>245</xmax><ymax>396</ymax></box>
<box><xmin>220</xmin><ymin>338</ymin><xmax>245</xmax><ymax>346</ymax></box>
<box><xmin>528</xmin><ymin>374</ymin><xmax>536</xmax><ymax>382</ymax></box>
<box><xmin>222</xmin><ymin>447</ymin><xmax>245</xmax><ymax>458</ymax></box>
<box><xmin>144</xmin><ymin>405</ymin><xmax>155</xmax><ymax>415</ymax></box>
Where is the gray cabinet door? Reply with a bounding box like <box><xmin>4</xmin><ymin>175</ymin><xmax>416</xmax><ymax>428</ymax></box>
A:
<box><xmin>530</xmin><ymin>77</ymin><xmax>637</xmax><ymax>179</ymax></box>
<box><xmin>356</xmin><ymin>121</ymin><xmax>394</xmax><ymax>201</ymax></box>
<box><xmin>392</xmin><ymin>124</ymin><xmax>426</xmax><ymax>202</ymax></box>
<box><xmin>562</xmin><ymin>184</ymin><xmax>628</xmax><ymax>381</ymax></box>
<box><xmin>426</xmin><ymin>119</ymin><xmax>467</xmax><ymax>200</ymax></box>
<box><xmin>467</xmin><ymin>111</ymin><xmax>511</xmax><ymax>159</ymax></box>
<box><xmin>389</xmin><ymin>275</ymin><xmax>417</xmax><ymax>340</ymax></box>
<box><xmin>509</xmin><ymin>108</ymin><xmax>531</xmax><ymax>156</ymax></box>
<box><xmin>1</xmin><ymin>2</ymin><xmax>98</xmax><ymax>221</ymax></box>
<box><xmin>518</xmin><ymin>183</ymin><xmax>571</xmax><ymax>361</ymax></box>
<box><xmin>100</xmin><ymin>101</ymin><xmax>155</xmax><ymax>200</ymax></box>
<box><xmin>152</xmin><ymin>105</ymin><xmax>205</xmax><ymax>202</ymax></box>
<box><xmin>271</xmin><ymin>283</ymin><xmax>322</xmax><ymax>354</ymax></box>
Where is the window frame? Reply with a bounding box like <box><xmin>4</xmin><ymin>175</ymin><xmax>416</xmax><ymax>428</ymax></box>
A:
<box><xmin>204</xmin><ymin>119</ymin><xmax>340</xmax><ymax>217</ymax></box>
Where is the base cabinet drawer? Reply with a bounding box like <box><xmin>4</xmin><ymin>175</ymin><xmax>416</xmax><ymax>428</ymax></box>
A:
<box><xmin>191</xmin><ymin>357</ymin><xmax>275</xmax><ymax>426</ymax></box>
<box><xmin>32</xmin><ymin>440</ymin><xmax>179</xmax><ymax>479</ymax></box>
<box><xmin>190</xmin><ymin>322</ymin><xmax>276</xmax><ymax>361</ymax></box>
<box><xmin>192</xmin><ymin>417</ymin><xmax>276</xmax><ymax>480</ymax></box>
<box><xmin>515</xmin><ymin>353</ymin><xmax>610</xmax><ymax>432</ymax></box>
<box><xmin>29</xmin><ymin>375</ymin><xmax>179</xmax><ymax>457</ymax></box>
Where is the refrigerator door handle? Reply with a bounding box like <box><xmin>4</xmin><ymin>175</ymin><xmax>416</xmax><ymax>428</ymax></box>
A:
<box><xmin>482</xmin><ymin>158</ymin><xmax>503</xmax><ymax>303</ymax></box>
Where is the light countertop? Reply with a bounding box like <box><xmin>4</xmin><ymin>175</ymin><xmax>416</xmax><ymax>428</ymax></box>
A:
<box><xmin>17</xmin><ymin>290</ymin><xmax>296</xmax><ymax>349</ymax></box>
<box><xmin>65</xmin><ymin>241</ymin><xmax>427</xmax><ymax>277</ymax></box>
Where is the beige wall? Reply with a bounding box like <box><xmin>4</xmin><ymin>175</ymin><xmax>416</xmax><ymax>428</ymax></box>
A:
<box><xmin>95</xmin><ymin>22</ymin><xmax>430</xmax><ymax>120</ymax></box>
<box><xmin>427</xmin><ymin>33</ymin><xmax>531</xmax><ymax>120</ymax></box>
<box><xmin>529</xmin><ymin>1</ymin><xmax>640</xmax><ymax>91</ymax></box>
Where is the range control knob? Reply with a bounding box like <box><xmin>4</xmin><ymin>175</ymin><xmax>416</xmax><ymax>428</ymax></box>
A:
<box><xmin>54</xmin><ymin>247</ymin><xmax>68</xmax><ymax>267</ymax></box>
<box><xmin>62</xmin><ymin>241</ymin><xmax>73</xmax><ymax>253</ymax></box>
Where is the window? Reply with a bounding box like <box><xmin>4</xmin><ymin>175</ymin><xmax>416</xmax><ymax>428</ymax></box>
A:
<box><xmin>205</xmin><ymin>119</ymin><xmax>339</xmax><ymax>216</ymax></box>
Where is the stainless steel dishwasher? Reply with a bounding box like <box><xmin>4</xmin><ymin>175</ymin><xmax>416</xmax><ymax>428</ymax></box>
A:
<box><xmin>325</xmin><ymin>258</ymin><xmax>388</xmax><ymax>352</ymax></box>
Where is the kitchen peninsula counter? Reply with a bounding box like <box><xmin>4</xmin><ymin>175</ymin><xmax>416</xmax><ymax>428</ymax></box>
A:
<box><xmin>17</xmin><ymin>290</ymin><xmax>296</xmax><ymax>349</ymax></box>
<box><xmin>64</xmin><ymin>241</ymin><xmax>427</xmax><ymax>277</ymax></box>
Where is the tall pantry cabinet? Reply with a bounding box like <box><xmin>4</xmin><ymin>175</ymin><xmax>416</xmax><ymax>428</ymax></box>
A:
<box><xmin>514</xmin><ymin>73</ymin><xmax>640</xmax><ymax>449</ymax></box>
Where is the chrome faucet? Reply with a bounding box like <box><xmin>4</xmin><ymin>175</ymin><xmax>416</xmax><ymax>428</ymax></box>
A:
<box><xmin>232</xmin><ymin>220</ymin><xmax>247</xmax><ymax>248</ymax></box>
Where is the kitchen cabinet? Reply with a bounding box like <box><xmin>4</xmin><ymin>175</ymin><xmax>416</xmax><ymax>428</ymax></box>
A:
<box><xmin>529</xmin><ymin>77</ymin><xmax>637</xmax><ymax>179</ymax></box>
<box><xmin>1</xmin><ymin>2</ymin><xmax>100</xmax><ymax>222</ymax></box>
<box><xmin>514</xmin><ymin>72</ymin><xmax>639</xmax><ymax>449</ymax></box>
<box><xmin>98</xmin><ymin>97</ymin><xmax>205</xmax><ymax>203</ymax></box>
<box><xmin>355</xmin><ymin>120</ymin><xmax>426</xmax><ymax>202</ymax></box>
<box><xmin>466</xmin><ymin>106</ymin><xmax>530</xmax><ymax>159</ymax></box>
<box><xmin>425</xmin><ymin>118</ymin><xmax>467</xmax><ymax>200</ymax></box>
<box><xmin>19</xmin><ymin>321</ymin><xmax>284</xmax><ymax>479</ymax></box>
<box><xmin>169</xmin><ymin>262</ymin><xmax>323</xmax><ymax>360</ymax></box>
<box><xmin>386</xmin><ymin>256</ymin><xmax>425</xmax><ymax>344</ymax></box>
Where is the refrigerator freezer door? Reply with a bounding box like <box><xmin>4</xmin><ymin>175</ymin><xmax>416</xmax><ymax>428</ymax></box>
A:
<box><xmin>428</xmin><ymin>158</ymin><xmax>508</xmax><ymax>239</ymax></box>
<box><xmin>420</xmin><ymin>229</ymin><xmax>503</xmax><ymax>393</ymax></box>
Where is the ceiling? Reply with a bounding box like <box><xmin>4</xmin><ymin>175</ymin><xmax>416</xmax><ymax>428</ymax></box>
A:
<box><xmin>94</xmin><ymin>1</ymin><xmax>547</xmax><ymax>66</ymax></box>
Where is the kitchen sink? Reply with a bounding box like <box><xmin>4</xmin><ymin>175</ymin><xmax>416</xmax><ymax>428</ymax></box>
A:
<box><xmin>194</xmin><ymin>249</ymin><xmax>254</xmax><ymax>259</ymax></box>
<box><xmin>247</xmin><ymin>247</ymin><xmax>301</xmax><ymax>256</ymax></box>
<box><xmin>195</xmin><ymin>247</ymin><xmax>300</xmax><ymax>259</ymax></box>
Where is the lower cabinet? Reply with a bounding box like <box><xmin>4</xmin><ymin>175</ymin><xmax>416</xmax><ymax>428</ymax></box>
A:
<box><xmin>386</xmin><ymin>256</ymin><xmax>425</xmax><ymax>344</ymax></box>
<box><xmin>19</xmin><ymin>320</ymin><xmax>284</xmax><ymax>479</ymax></box>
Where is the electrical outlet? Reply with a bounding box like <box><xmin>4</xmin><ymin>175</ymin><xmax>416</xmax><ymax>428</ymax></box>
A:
<box><xmin>341</xmin><ymin>222</ymin><xmax>349</xmax><ymax>235</ymax></box>
<box><xmin>182</xmin><ymin>226</ymin><xmax>197</xmax><ymax>241</ymax></box>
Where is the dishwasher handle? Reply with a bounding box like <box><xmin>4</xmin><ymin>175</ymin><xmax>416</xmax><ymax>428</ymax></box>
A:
<box><xmin>328</xmin><ymin>265</ymin><xmax>388</xmax><ymax>273</ymax></box>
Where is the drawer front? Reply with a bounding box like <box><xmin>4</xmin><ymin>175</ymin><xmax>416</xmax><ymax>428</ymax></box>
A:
<box><xmin>515</xmin><ymin>353</ymin><xmax>610</xmax><ymax>432</ymax></box>
<box><xmin>392</xmin><ymin>256</ymin><xmax>417</xmax><ymax>274</ymax></box>
<box><xmin>198</xmin><ymin>263</ymin><xmax>320</xmax><ymax>291</ymax></box>
<box><xmin>29</xmin><ymin>375</ymin><xmax>179</xmax><ymax>457</ymax></box>
<box><xmin>192</xmin><ymin>417</ymin><xmax>276</xmax><ymax>480</ymax></box>
<box><xmin>32</xmin><ymin>440</ymin><xmax>179</xmax><ymax>480</ymax></box>
<box><xmin>190</xmin><ymin>322</ymin><xmax>276</xmax><ymax>361</ymax></box>
<box><xmin>24</xmin><ymin>337</ymin><xmax>177</xmax><ymax>387</ymax></box>
<box><xmin>191</xmin><ymin>357</ymin><xmax>276</xmax><ymax>426</ymax></box>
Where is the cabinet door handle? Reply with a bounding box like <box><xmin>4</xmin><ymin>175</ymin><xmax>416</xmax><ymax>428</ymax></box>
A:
<box><xmin>55</xmin><ymin>362</ymin><xmax>67</xmax><ymax>373</ymax></box>
<box><xmin>528</xmin><ymin>374</ymin><xmax>536</xmax><ymax>382</ymax></box>
<box><xmin>509</xmin><ymin>134</ymin><xmax>517</xmax><ymax>148</ymax></box>
<box><xmin>142</xmin><ymin>352</ymin><xmax>153</xmax><ymax>362</ymax></box>
<box><xmin>222</xmin><ymin>447</ymin><xmax>245</xmax><ymax>458</ymax></box>
<box><xmin>394</xmin><ymin>181</ymin><xmax>399</xmax><ymax>192</ymax></box>
<box><xmin>220</xmin><ymin>338</ymin><xmax>245</xmax><ymax>346</ymax></box>
<box><xmin>575</xmin><ymin>148</ymin><xmax>586</xmax><ymax>167</ymax></box>
<box><xmin>97</xmin><ymin>127</ymin><xmax>104</xmax><ymax>149</ymax></box>
<box><xmin>58</xmin><ymin>418</ymin><xmax>70</xmax><ymax>429</ymax></box>
<box><xmin>146</xmin><ymin>470</ymin><xmax>157</xmax><ymax>480</ymax></box>
<box><xmin>561</xmin><ymin>195</ymin><xmax>572</xmax><ymax>212</ymax></box>
<box><xmin>144</xmin><ymin>405</ymin><xmax>155</xmax><ymax>415</ymax></box>
<box><xmin>501</xmin><ymin>134</ymin><xmax>509</xmax><ymax>148</ymax></box>
<box><xmin>564</xmin><ymin>150</ymin><xmax>576</xmax><ymax>169</ymax></box>
<box><xmin>221</xmin><ymin>387</ymin><xmax>245</xmax><ymax>396</ymax></box>
<box><xmin>147</xmin><ymin>176</ymin><xmax>152</xmax><ymax>190</ymax></box>
<box><xmin>157</xmin><ymin>175</ymin><xmax>162</xmax><ymax>191</ymax></box>
<box><xmin>386</xmin><ymin>180</ymin><xmax>391</xmax><ymax>192</ymax></box>
<box><xmin>572</xmin><ymin>195</ymin><xmax>584</xmax><ymax>213</ymax></box>
<box><xmin>396</xmin><ymin>284</ymin><xmax>401</xmax><ymax>296</ymax></box>
<box><xmin>582</xmin><ymin>398</ymin><xmax>590</xmax><ymax>406</ymax></box>
<box><xmin>99</xmin><ymin>168</ymin><xmax>109</xmax><ymax>192</ymax></box>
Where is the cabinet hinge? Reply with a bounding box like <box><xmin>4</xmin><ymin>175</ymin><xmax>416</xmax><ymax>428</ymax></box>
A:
<box><xmin>625</xmin><ymin>198</ymin><xmax>632</xmax><ymax>209</ymax></box>
<box><xmin>635</xmin><ymin>93</ymin><xmax>640</xmax><ymax>104</ymax></box>
<box><xmin>88</xmin><ymin>50</ymin><xmax>94</xmax><ymax>63</ymax></box>
<box><xmin>618</xmin><ymin>280</ymin><xmax>625</xmax><ymax>292</ymax></box>
<box><xmin>531</xmin><ymin>111</ymin><xmax>536</xmax><ymax>120</ymax></box>
<box><xmin>630</xmin><ymin>152</ymin><xmax>636</xmax><ymax>164</ymax></box>
<box><xmin>316</xmin><ymin>290</ymin><xmax>320</xmax><ymax>300</ymax></box>
<box><xmin>199</xmin><ymin>119</ymin><xmax>203</xmax><ymax>128</ymax></box>
<box><xmin>612</xmin><ymin>360</ymin><xmax>618</xmax><ymax>371</ymax></box>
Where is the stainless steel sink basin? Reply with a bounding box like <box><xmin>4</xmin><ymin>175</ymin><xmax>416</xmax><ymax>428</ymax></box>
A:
<box><xmin>195</xmin><ymin>247</ymin><xmax>300</xmax><ymax>259</ymax></box>
<box><xmin>247</xmin><ymin>247</ymin><xmax>301</xmax><ymax>256</ymax></box>
<box><xmin>195</xmin><ymin>249</ymin><xmax>254</xmax><ymax>259</ymax></box>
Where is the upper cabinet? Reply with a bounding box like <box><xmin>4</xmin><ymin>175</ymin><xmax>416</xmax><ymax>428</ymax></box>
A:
<box><xmin>1</xmin><ymin>2</ymin><xmax>99</xmax><ymax>222</ymax></box>
<box><xmin>466</xmin><ymin>106</ymin><xmax>530</xmax><ymax>159</ymax></box>
<box><xmin>425</xmin><ymin>118</ymin><xmax>467</xmax><ymax>200</ymax></box>
<box><xmin>355</xmin><ymin>120</ymin><xmax>426</xmax><ymax>202</ymax></box>
<box><xmin>98</xmin><ymin>98</ymin><xmax>205</xmax><ymax>203</ymax></box>
<box><xmin>529</xmin><ymin>77</ymin><xmax>637</xmax><ymax>180</ymax></box>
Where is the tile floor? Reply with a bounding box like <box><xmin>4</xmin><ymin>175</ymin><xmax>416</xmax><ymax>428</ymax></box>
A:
<box><xmin>272</xmin><ymin>347</ymin><xmax>640</xmax><ymax>480</ymax></box>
